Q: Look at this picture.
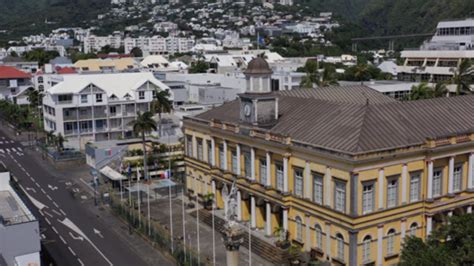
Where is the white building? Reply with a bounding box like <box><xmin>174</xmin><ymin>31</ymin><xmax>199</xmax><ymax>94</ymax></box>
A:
<box><xmin>398</xmin><ymin>19</ymin><xmax>474</xmax><ymax>87</ymax></box>
<box><xmin>0</xmin><ymin>66</ymin><xmax>33</xmax><ymax>105</ymax></box>
<box><xmin>42</xmin><ymin>72</ymin><xmax>172</xmax><ymax>148</ymax></box>
<box><xmin>123</xmin><ymin>36</ymin><xmax>195</xmax><ymax>55</ymax></box>
<box><xmin>0</xmin><ymin>170</ymin><xmax>41</xmax><ymax>266</ymax></box>
<box><xmin>83</xmin><ymin>35</ymin><xmax>122</xmax><ymax>54</ymax></box>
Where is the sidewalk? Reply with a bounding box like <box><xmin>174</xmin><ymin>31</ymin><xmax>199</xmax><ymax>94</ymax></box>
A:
<box><xmin>149</xmin><ymin>193</ymin><xmax>273</xmax><ymax>266</ymax></box>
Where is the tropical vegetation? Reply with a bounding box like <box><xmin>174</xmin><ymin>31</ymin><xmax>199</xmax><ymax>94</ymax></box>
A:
<box><xmin>151</xmin><ymin>89</ymin><xmax>173</xmax><ymax>136</ymax></box>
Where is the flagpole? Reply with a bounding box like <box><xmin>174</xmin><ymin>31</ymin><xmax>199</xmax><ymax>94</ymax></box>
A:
<box><xmin>168</xmin><ymin>134</ymin><xmax>174</xmax><ymax>253</ymax></box>
<box><xmin>257</xmin><ymin>32</ymin><xmax>260</xmax><ymax>50</ymax></box>
<box><xmin>147</xmin><ymin>177</ymin><xmax>151</xmax><ymax>236</ymax></box>
<box><xmin>137</xmin><ymin>166</ymin><xmax>141</xmax><ymax>226</ymax></box>
<box><xmin>196</xmin><ymin>193</ymin><xmax>200</xmax><ymax>266</ymax></box>
<box><xmin>212</xmin><ymin>198</ymin><xmax>216</xmax><ymax>266</ymax></box>
<box><xmin>249</xmin><ymin>218</ymin><xmax>252</xmax><ymax>266</ymax></box>
<box><xmin>182</xmin><ymin>180</ymin><xmax>186</xmax><ymax>262</ymax></box>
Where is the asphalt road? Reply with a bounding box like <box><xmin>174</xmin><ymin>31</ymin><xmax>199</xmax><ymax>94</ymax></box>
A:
<box><xmin>0</xmin><ymin>131</ymin><xmax>174</xmax><ymax>266</ymax></box>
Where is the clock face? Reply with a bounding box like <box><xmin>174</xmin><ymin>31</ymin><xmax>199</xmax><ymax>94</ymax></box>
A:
<box><xmin>244</xmin><ymin>104</ymin><xmax>251</xmax><ymax>117</ymax></box>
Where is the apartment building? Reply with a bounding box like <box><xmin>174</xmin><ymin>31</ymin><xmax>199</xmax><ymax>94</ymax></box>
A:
<box><xmin>42</xmin><ymin>72</ymin><xmax>171</xmax><ymax>148</ymax></box>
<box><xmin>123</xmin><ymin>36</ymin><xmax>195</xmax><ymax>55</ymax></box>
<box><xmin>398</xmin><ymin>19</ymin><xmax>474</xmax><ymax>85</ymax></box>
<box><xmin>0</xmin><ymin>66</ymin><xmax>33</xmax><ymax>105</ymax></box>
<box><xmin>83</xmin><ymin>34</ymin><xmax>122</xmax><ymax>54</ymax></box>
<box><xmin>183</xmin><ymin>57</ymin><xmax>474</xmax><ymax>265</ymax></box>
<box><xmin>0</xmin><ymin>170</ymin><xmax>41</xmax><ymax>266</ymax></box>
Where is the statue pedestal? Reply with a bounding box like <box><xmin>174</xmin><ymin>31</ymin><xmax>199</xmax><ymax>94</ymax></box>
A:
<box><xmin>222</xmin><ymin>223</ymin><xmax>244</xmax><ymax>266</ymax></box>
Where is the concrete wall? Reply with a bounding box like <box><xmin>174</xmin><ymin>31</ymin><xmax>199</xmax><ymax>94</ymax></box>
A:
<box><xmin>0</xmin><ymin>221</ymin><xmax>41</xmax><ymax>266</ymax></box>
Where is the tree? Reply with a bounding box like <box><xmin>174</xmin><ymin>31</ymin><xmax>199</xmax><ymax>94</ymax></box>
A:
<box><xmin>432</xmin><ymin>82</ymin><xmax>448</xmax><ymax>98</ymax></box>
<box><xmin>451</xmin><ymin>59</ymin><xmax>473</xmax><ymax>95</ymax></box>
<box><xmin>129</xmin><ymin>111</ymin><xmax>157</xmax><ymax>183</ymax></box>
<box><xmin>316</xmin><ymin>66</ymin><xmax>339</xmax><ymax>87</ymax></box>
<box><xmin>55</xmin><ymin>133</ymin><xmax>67</xmax><ymax>152</ymax></box>
<box><xmin>353</xmin><ymin>64</ymin><xmax>371</xmax><ymax>85</ymax></box>
<box><xmin>26</xmin><ymin>88</ymin><xmax>41</xmax><ymax>108</ymax></box>
<box><xmin>151</xmin><ymin>89</ymin><xmax>173</xmax><ymax>136</ymax></box>
<box><xmin>400</xmin><ymin>214</ymin><xmax>474</xmax><ymax>266</ymax></box>
<box><xmin>188</xmin><ymin>60</ymin><xmax>209</xmax><ymax>73</ymax></box>
<box><xmin>407</xmin><ymin>83</ymin><xmax>434</xmax><ymax>100</ymax></box>
<box><xmin>24</xmin><ymin>49</ymin><xmax>60</xmax><ymax>66</ymax></box>
<box><xmin>130</xmin><ymin>47</ymin><xmax>143</xmax><ymax>57</ymax></box>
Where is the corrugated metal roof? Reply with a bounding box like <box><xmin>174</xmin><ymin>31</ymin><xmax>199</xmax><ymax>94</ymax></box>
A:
<box><xmin>195</xmin><ymin>86</ymin><xmax>474</xmax><ymax>154</ymax></box>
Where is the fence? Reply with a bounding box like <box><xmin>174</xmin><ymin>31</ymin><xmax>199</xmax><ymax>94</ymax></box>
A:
<box><xmin>108</xmin><ymin>193</ymin><xmax>206</xmax><ymax>266</ymax></box>
<box><xmin>37</xmin><ymin>143</ymin><xmax>85</xmax><ymax>162</ymax></box>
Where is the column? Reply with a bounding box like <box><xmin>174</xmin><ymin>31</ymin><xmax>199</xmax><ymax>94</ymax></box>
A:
<box><xmin>236</xmin><ymin>144</ymin><xmax>241</xmax><ymax>176</ymax></box>
<box><xmin>223</xmin><ymin>140</ymin><xmax>228</xmax><ymax>171</ymax></box>
<box><xmin>211</xmin><ymin>137</ymin><xmax>216</xmax><ymax>166</ymax></box>
<box><xmin>250</xmin><ymin>148</ymin><xmax>256</xmax><ymax>181</ymax></box>
<box><xmin>378</xmin><ymin>168</ymin><xmax>384</xmax><ymax>210</ymax></box>
<box><xmin>305</xmin><ymin>215</ymin><xmax>311</xmax><ymax>251</ymax></box>
<box><xmin>467</xmin><ymin>205</ymin><xmax>472</xmax><ymax>214</ymax></box>
<box><xmin>325</xmin><ymin>222</ymin><xmax>331</xmax><ymax>258</ymax></box>
<box><xmin>468</xmin><ymin>153</ymin><xmax>473</xmax><ymax>190</ymax></box>
<box><xmin>325</xmin><ymin>167</ymin><xmax>331</xmax><ymax>207</ymax></box>
<box><xmin>283</xmin><ymin>208</ymin><xmax>288</xmax><ymax>232</ymax></box>
<box><xmin>401</xmin><ymin>164</ymin><xmax>408</xmax><ymax>204</ymax></box>
<box><xmin>250</xmin><ymin>196</ymin><xmax>256</xmax><ymax>228</ymax></box>
<box><xmin>448</xmin><ymin>156</ymin><xmax>454</xmax><ymax>195</ymax></box>
<box><xmin>237</xmin><ymin>190</ymin><xmax>242</xmax><ymax>221</ymax></box>
<box><xmin>265</xmin><ymin>202</ymin><xmax>272</xmax><ymax>236</ymax></box>
<box><xmin>204</xmin><ymin>139</ymin><xmax>209</xmax><ymax>162</ymax></box>
<box><xmin>401</xmin><ymin>218</ymin><xmax>406</xmax><ymax>241</ymax></box>
<box><xmin>426</xmin><ymin>215</ymin><xmax>433</xmax><ymax>236</ymax></box>
<box><xmin>427</xmin><ymin>160</ymin><xmax>433</xmax><ymax>199</ymax></box>
<box><xmin>266</xmin><ymin>152</ymin><xmax>271</xmax><ymax>187</ymax></box>
<box><xmin>283</xmin><ymin>157</ymin><xmax>289</xmax><ymax>193</ymax></box>
<box><xmin>377</xmin><ymin>225</ymin><xmax>383</xmax><ymax>266</ymax></box>
<box><xmin>304</xmin><ymin>161</ymin><xmax>311</xmax><ymax>199</ymax></box>
<box><xmin>211</xmin><ymin>180</ymin><xmax>216</xmax><ymax>208</ymax></box>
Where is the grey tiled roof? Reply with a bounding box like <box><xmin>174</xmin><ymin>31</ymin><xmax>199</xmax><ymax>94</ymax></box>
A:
<box><xmin>195</xmin><ymin>86</ymin><xmax>474</xmax><ymax>154</ymax></box>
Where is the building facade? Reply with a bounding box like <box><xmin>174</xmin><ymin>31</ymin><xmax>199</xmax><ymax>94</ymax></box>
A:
<box><xmin>183</xmin><ymin>58</ymin><xmax>474</xmax><ymax>265</ymax></box>
<box><xmin>0</xmin><ymin>66</ymin><xmax>33</xmax><ymax>105</ymax></box>
<box><xmin>123</xmin><ymin>36</ymin><xmax>195</xmax><ymax>55</ymax></box>
<box><xmin>42</xmin><ymin>72</ymin><xmax>171</xmax><ymax>148</ymax></box>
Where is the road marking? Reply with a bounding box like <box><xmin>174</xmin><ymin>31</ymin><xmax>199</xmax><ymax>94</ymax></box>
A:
<box><xmin>19</xmin><ymin>184</ymin><xmax>48</xmax><ymax>210</ymax></box>
<box><xmin>59</xmin><ymin>218</ymin><xmax>113</xmax><ymax>265</ymax></box>
<box><xmin>5</xmin><ymin>148</ymin><xmax>9</xmax><ymax>153</ymax></box>
<box><xmin>52</xmin><ymin>209</ymin><xmax>62</xmax><ymax>216</ymax></box>
<box><xmin>48</xmin><ymin>184</ymin><xmax>58</xmax><ymax>191</ymax></box>
<box><xmin>69</xmin><ymin>232</ymin><xmax>84</xmax><ymax>241</ymax></box>
<box><xmin>0</xmin><ymin>149</ymin><xmax>4</xmax><ymax>153</ymax></box>
<box><xmin>11</xmin><ymin>148</ymin><xmax>16</xmax><ymax>152</ymax></box>
<box><xmin>52</xmin><ymin>226</ymin><xmax>59</xmax><ymax>234</ymax></box>
<box><xmin>77</xmin><ymin>258</ymin><xmax>84</xmax><ymax>266</ymax></box>
<box><xmin>43</xmin><ymin>210</ymin><xmax>53</xmax><ymax>218</ymax></box>
<box><xmin>53</xmin><ymin>202</ymin><xmax>59</xmax><ymax>208</ymax></box>
<box><xmin>79</xmin><ymin>178</ymin><xmax>95</xmax><ymax>191</ymax></box>
<box><xmin>26</xmin><ymin>187</ymin><xmax>37</xmax><ymax>193</ymax></box>
<box><xmin>68</xmin><ymin>246</ymin><xmax>77</xmax><ymax>256</ymax></box>
<box><xmin>41</xmin><ymin>188</ymin><xmax>46</xmax><ymax>194</ymax></box>
<box><xmin>41</xmin><ymin>234</ymin><xmax>46</xmax><ymax>240</ymax></box>
<box><xmin>34</xmin><ymin>182</ymin><xmax>40</xmax><ymax>188</ymax></box>
<box><xmin>46</xmin><ymin>195</ymin><xmax>52</xmax><ymax>201</ymax></box>
<box><xmin>59</xmin><ymin>235</ymin><xmax>67</xmax><ymax>244</ymax></box>
<box><xmin>59</xmin><ymin>209</ymin><xmax>66</xmax><ymax>216</ymax></box>
<box><xmin>93</xmin><ymin>228</ymin><xmax>104</xmax><ymax>239</ymax></box>
<box><xmin>45</xmin><ymin>217</ymin><xmax>51</xmax><ymax>225</ymax></box>
<box><xmin>17</xmin><ymin>147</ymin><xmax>22</xmax><ymax>151</ymax></box>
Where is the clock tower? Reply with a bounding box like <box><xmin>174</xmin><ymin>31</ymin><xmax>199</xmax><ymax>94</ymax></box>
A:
<box><xmin>239</xmin><ymin>56</ymin><xmax>278</xmax><ymax>127</ymax></box>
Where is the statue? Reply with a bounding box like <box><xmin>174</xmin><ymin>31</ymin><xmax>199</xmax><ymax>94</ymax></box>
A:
<box><xmin>222</xmin><ymin>181</ymin><xmax>239</xmax><ymax>226</ymax></box>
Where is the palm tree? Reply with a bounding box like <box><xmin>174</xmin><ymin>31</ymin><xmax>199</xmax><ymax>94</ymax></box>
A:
<box><xmin>129</xmin><ymin>111</ymin><xmax>157</xmax><ymax>181</ymax></box>
<box><xmin>55</xmin><ymin>133</ymin><xmax>67</xmax><ymax>153</ymax></box>
<box><xmin>432</xmin><ymin>82</ymin><xmax>448</xmax><ymax>98</ymax></box>
<box><xmin>354</xmin><ymin>64</ymin><xmax>371</xmax><ymax>85</ymax></box>
<box><xmin>150</xmin><ymin>89</ymin><xmax>172</xmax><ymax>136</ymax></box>
<box><xmin>451</xmin><ymin>59</ymin><xmax>473</xmax><ymax>95</ymax></box>
<box><xmin>408</xmin><ymin>83</ymin><xmax>433</xmax><ymax>100</ymax></box>
<box><xmin>300</xmin><ymin>74</ymin><xmax>315</xmax><ymax>88</ymax></box>
<box><xmin>316</xmin><ymin>67</ymin><xmax>339</xmax><ymax>87</ymax></box>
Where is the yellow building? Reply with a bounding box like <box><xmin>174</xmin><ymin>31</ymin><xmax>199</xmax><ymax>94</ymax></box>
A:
<box><xmin>74</xmin><ymin>58</ymin><xmax>139</xmax><ymax>72</ymax></box>
<box><xmin>183</xmin><ymin>58</ymin><xmax>474</xmax><ymax>265</ymax></box>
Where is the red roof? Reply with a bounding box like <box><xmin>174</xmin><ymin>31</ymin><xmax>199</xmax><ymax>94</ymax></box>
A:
<box><xmin>56</xmin><ymin>66</ymin><xmax>77</xmax><ymax>74</ymax></box>
<box><xmin>0</xmin><ymin>66</ymin><xmax>31</xmax><ymax>79</ymax></box>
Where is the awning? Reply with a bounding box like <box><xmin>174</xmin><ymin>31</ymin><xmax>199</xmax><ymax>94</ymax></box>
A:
<box><xmin>100</xmin><ymin>166</ymin><xmax>127</xmax><ymax>181</ymax></box>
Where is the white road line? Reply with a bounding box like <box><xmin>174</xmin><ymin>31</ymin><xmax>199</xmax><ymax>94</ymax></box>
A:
<box><xmin>68</xmin><ymin>247</ymin><xmax>77</xmax><ymax>256</ymax></box>
<box><xmin>43</xmin><ymin>211</ymin><xmax>53</xmax><ymax>218</ymax></box>
<box><xmin>17</xmin><ymin>147</ymin><xmax>22</xmax><ymax>151</ymax></box>
<box><xmin>59</xmin><ymin>235</ymin><xmax>67</xmax><ymax>244</ymax></box>
<box><xmin>41</xmin><ymin>188</ymin><xmax>46</xmax><ymax>194</ymax></box>
<box><xmin>59</xmin><ymin>209</ymin><xmax>66</xmax><ymax>216</ymax></box>
<box><xmin>52</xmin><ymin>226</ymin><xmax>59</xmax><ymax>234</ymax></box>
<box><xmin>52</xmin><ymin>209</ymin><xmax>62</xmax><ymax>216</ymax></box>
<box><xmin>77</xmin><ymin>258</ymin><xmax>84</xmax><ymax>266</ymax></box>
<box><xmin>46</xmin><ymin>195</ymin><xmax>52</xmax><ymax>201</ymax></box>
<box><xmin>34</xmin><ymin>182</ymin><xmax>40</xmax><ymax>188</ymax></box>
<box><xmin>79</xmin><ymin>178</ymin><xmax>95</xmax><ymax>191</ymax></box>
<box><xmin>0</xmin><ymin>149</ymin><xmax>3</xmax><ymax>153</ymax></box>
<box><xmin>45</xmin><ymin>217</ymin><xmax>51</xmax><ymax>225</ymax></box>
<box><xmin>5</xmin><ymin>148</ymin><xmax>10</xmax><ymax>153</ymax></box>
<box><xmin>53</xmin><ymin>202</ymin><xmax>59</xmax><ymax>208</ymax></box>
<box><xmin>11</xmin><ymin>148</ymin><xmax>16</xmax><ymax>152</ymax></box>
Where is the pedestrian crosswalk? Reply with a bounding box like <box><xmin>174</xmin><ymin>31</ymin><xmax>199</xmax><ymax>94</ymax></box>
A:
<box><xmin>0</xmin><ymin>146</ymin><xmax>24</xmax><ymax>156</ymax></box>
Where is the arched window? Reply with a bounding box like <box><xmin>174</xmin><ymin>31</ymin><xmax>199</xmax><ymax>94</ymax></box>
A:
<box><xmin>314</xmin><ymin>224</ymin><xmax>323</xmax><ymax>249</ymax></box>
<box><xmin>409</xmin><ymin>223</ymin><xmax>418</xmax><ymax>237</ymax></box>
<box><xmin>387</xmin><ymin>229</ymin><xmax>396</xmax><ymax>255</ymax></box>
<box><xmin>362</xmin><ymin>235</ymin><xmax>372</xmax><ymax>263</ymax></box>
<box><xmin>38</xmin><ymin>85</ymin><xmax>44</xmax><ymax>92</ymax></box>
<box><xmin>336</xmin><ymin>233</ymin><xmax>344</xmax><ymax>260</ymax></box>
<box><xmin>38</xmin><ymin>76</ymin><xmax>43</xmax><ymax>83</ymax></box>
<box><xmin>295</xmin><ymin>216</ymin><xmax>303</xmax><ymax>241</ymax></box>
